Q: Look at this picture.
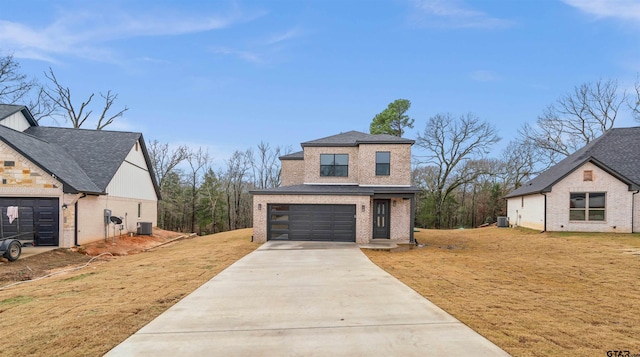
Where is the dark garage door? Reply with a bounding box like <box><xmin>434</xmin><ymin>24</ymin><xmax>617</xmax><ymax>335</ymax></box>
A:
<box><xmin>0</xmin><ymin>197</ymin><xmax>59</xmax><ymax>246</ymax></box>
<box><xmin>268</xmin><ymin>204</ymin><xmax>356</xmax><ymax>242</ymax></box>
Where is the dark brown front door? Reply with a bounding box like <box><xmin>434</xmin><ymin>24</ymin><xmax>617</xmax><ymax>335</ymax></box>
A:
<box><xmin>373</xmin><ymin>199</ymin><xmax>390</xmax><ymax>239</ymax></box>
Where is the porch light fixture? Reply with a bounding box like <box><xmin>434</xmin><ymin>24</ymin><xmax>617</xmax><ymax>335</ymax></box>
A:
<box><xmin>361</xmin><ymin>205</ymin><xmax>365</xmax><ymax>212</ymax></box>
<box><xmin>258</xmin><ymin>204</ymin><xmax>262</xmax><ymax>210</ymax></box>
<box><xmin>392</xmin><ymin>200</ymin><xmax>396</xmax><ymax>207</ymax></box>
<box><xmin>62</xmin><ymin>204</ymin><xmax>68</xmax><ymax>210</ymax></box>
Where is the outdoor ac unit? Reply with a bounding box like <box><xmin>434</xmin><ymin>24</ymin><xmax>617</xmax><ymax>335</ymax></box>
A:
<box><xmin>497</xmin><ymin>216</ymin><xmax>509</xmax><ymax>228</ymax></box>
<box><xmin>137</xmin><ymin>221</ymin><xmax>153</xmax><ymax>235</ymax></box>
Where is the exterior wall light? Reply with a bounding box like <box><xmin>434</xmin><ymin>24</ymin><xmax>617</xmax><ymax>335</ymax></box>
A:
<box><xmin>258</xmin><ymin>204</ymin><xmax>262</xmax><ymax>210</ymax></box>
<box><xmin>62</xmin><ymin>204</ymin><xmax>68</xmax><ymax>210</ymax></box>
<box><xmin>361</xmin><ymin>205</ymin><xmax>365</xmax><ymax>212</ymax></box>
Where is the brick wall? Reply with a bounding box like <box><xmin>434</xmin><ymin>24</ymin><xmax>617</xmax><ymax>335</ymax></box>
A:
<box><xmin>547</xmin><ymin>162</ymin><xmax>632</xmax><ymax>232</ymax></box>
<box><xmin>281</xmin><ymin>159</ymin><xmax>304</xmax><ymax>186</ymax></box>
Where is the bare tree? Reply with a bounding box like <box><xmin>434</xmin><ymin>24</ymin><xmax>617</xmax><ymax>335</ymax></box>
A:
<box><xmin>520</xmin><ymin>79</ymin><xmax>626</xmax><ymax>164</ymax></box>
<box><xmin>632</xmin><ymin>77</ymin><xmax>640</xmax><ymax>122</ymax></box>
<box><xmin>147</xmin><ymin>140</ymin><xmax>188</xmax><ymax>188</ymax></box>
<box><xmin>0</xmin><ymin>54</ymin><xmax>56</xmax><ymax>122</ymax></box>
<box><xmin>0</xmin><ymin>54</ymin><xmax>35</xmax><ymax>104</ymax></box>
<box><xmin>200</xmin><ymin>168</ymin><xmax>224</xmax><ymax>233</ymax></box>
<box><xmin>185</xmin><ymin>147</ymin><xmax>210</xmax><ymax>233</ymax></box>
<box><xmin>250</xmin><ymin>141</ymin><xmax>285</xmax><ymax>189</ymax></box>
<box><xmin>415</xmin><ymin>112</ymin><xmax>500</xmax><ymax>228</ymax></box>
<box><xmin>44</xmin><ymin>67</ymin><xmax>128</xmax><ymax>130</ymax></box>
<box><xmin>500</xmin><ymin>139</ymin><xmax>544</xmax><ymax>190</ymax></box>
<box><xmin>223</xmin><ymin>150</ymin><xmax>252</xmax><ymax>230</ymax></box>
<box><xmin>148</xmin><ymin>140</ymin><xmax>189</xmax><ymax>229</ymax></box>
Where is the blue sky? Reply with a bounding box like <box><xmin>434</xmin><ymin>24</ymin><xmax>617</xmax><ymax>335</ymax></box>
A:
<box><xmin>1</xmin><ymin>0</ymin><xmax>639</xmax><ymax>166</ymax></box>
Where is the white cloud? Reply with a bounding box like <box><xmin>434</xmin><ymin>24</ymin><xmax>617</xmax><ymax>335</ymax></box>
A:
<box><xmin>211</xmin><ymin>27</ymin><xmax>304</xmax><ymax>65</ymax></box>
<box><xmin>211</xmin><ymin>47</ymin><xmax>264</xmax><ymax>64</ymax></box>
<box><xmin>264</xmin><ymin>27</ymin><xmax>303</xmax><ymax>46</ymax></box>
<box><xmin>561</xmin><ymin>0</ymin><xmax>640</xmax><ymax>21</ymax></box>
<box><xmin>470</xmin><ymin>70</ymin><xmax>500</xmax><ymax>82</ymax></box>
<box><xmin>0</xmin><ymin>5</ymin><xmax>264</xmax><ymax>64</ymax></box>
<box><xmin>410</xmin><ymin>0</ymin><xmax>515</xmax><ymax>29</ymax></box>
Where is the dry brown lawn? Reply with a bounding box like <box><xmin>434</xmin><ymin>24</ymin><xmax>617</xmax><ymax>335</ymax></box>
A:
<box><xmin>0</xmin><ymin>228</ymin><xmax>258</xmax><ymax>356</ymax></box>
<box><xmin>365</xmin><ymin>227</ymin><xmax>640</xmax><ymax>356</ymax></box>
<box><xmin>2</xmin><ymin>227</ymin><xmax>640</xmax><ymax>356</ymax></box>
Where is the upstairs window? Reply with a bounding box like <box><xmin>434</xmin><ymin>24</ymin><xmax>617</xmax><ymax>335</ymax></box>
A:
<box><xmin>570</xmin><ymin>192</ymin><xmax>605</xmax><ymax>221</ymax></box>
<box><xmin>376</xmin><ymin>151</ymin><xmax>390</xmax><ymax>176</ymax></box>
<box><xmin>320</xmin><ymin>154</ymin><xmax>348</xmax><ymax>177</ymax></box>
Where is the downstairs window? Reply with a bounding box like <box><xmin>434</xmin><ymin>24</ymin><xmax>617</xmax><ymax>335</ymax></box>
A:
<box><xmin>569</xmin><ymin>192</ymin><xmax>605</xmax><ymax>221</ymax></box>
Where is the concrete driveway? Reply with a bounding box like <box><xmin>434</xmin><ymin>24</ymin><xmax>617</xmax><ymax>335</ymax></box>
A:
<box><xmin>107</xmin><ymin>241</ymin><xmax>509</xmax><ymax>356</ymax></box>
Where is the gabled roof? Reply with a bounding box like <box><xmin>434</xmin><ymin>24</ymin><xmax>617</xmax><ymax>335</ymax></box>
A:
<box><xmin>301</xmin><ymin>130</ymin><xmax>414</xmax><ymax>147</ymax></box>
<box><xmin>505</xmin><ymin>127</ymin><xmax>640</xmax><ymax>198</ymax></box>
<box><xmin>0</xmin><ymin>104</ymin><xmax>38</xmax><ymax>127</ymax></box>
<box><xmin>0</xmin><ymin>125</ymin><xmax>101</xmax><ymax>193</ymax></box>
<box><xmin>26</xmin><ymin>126</ymin><xmax>145</xmax><ymax>192</ymax></box>
<box><xmin>0</xmin><ymin>122</ymin><xmax>160</xmax><ymax>197</ymax></box>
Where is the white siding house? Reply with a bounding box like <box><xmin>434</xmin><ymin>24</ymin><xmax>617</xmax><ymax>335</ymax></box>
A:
<box><xmin>0</xmin><ymin>104</ymin><xmax>160</xmax><ymax>247</ymax></box>
<box><xmin>505</xmin><ymin>127</ymin><xmax>640</xmax><ymax>233</ymax></box>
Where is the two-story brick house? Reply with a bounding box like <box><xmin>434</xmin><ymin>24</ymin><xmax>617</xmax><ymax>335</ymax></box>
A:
<box><xmin>251</xmin><ymin>131</ymin><xmax>420</xmax><ymax>244</ymax></box>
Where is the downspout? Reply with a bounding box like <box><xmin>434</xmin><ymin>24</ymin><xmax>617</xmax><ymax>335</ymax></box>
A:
<box><xmin>74</xmin><ymin>201</ymin><xmax>79</xmax><ymax>246</ymax></box>
<box><xmin>74</xmin><ymin>193</ymin><xmax>87</xmax><ymax>246</ymax></box>
<box><xmin>632</xmin><ymin>190</ymin><xmax>639</xmax><ymax>233</ymax></box>
<box><xmin>410</xmin><ymin>195</ymin><xmax>416</xmax><ymax>244</ymax></box>
<box><xmin>541</xmin><ymin>192</ymin><xmax>547</xmax><ymax>233</ymax></box>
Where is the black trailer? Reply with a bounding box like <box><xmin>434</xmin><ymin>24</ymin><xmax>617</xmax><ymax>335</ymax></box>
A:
<box><xmin>0</xmin><ymin>207</ymin><xmax>35</xmax><ymax>261</ymax></box>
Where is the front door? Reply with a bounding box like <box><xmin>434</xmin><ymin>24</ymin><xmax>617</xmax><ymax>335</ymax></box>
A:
<box><xmin>373</xmin><ymin>199</ymin><xmax>390</xmax><ymax>239</ymax></box>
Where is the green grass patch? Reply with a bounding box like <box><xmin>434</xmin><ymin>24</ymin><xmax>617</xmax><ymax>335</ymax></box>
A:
<box><xmin>61</xmin><ymin>272</ymin><xmax>96</xmax><ymax>282</ymax></box>
<box><xmin>1</xmin><ymin>296</ymin><xmax>34</xmax><ymax>306</ymax></box>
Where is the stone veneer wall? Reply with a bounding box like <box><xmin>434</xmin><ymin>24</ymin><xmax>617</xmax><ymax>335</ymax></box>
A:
<box><xmin>0</xmin><ymin>141</ymin><xmax>67</xmax><ymax>246</ymax></box>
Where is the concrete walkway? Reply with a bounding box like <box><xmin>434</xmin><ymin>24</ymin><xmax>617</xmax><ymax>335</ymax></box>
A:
<box><xmin>106</xmin><ymin>241</ymin><xmax>509</xmax><ymax>356</ymax></box>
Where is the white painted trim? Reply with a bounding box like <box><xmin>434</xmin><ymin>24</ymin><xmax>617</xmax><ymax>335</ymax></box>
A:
<box><xmin>303</xmin><ymin>182</ymin><xmax>359</xmax><ymax>186</ymax></box>
<box><xmin>359</xmin><ymin>184</ymin><xmax>412</xmax><ymax>188</ymax></box>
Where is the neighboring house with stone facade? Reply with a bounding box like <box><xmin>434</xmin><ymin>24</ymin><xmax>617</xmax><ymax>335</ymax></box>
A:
<box><xmin>251</xmin><ymin>130</ymin><xmax>420</xmax><ymax>244</ymax></box>
<box><xmin>505</xmin><ymin>127</ymin><xmax>640</xmax><ymax>233</ymax></box>
<box><xmin>0</xmin><ymin>104</ymin><xmax>159</xmax><ymax>248</ymax></box>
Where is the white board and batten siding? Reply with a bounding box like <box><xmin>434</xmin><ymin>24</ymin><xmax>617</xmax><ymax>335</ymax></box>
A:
<box><xmin>0</xmin><ymin>111</ymin><xmax>31</xmax><ymax>132</ymax></box>
<box><xmin>106</xmin><ymin>141</ymin><xmax>157</xmax><ymax>201</ymax></box>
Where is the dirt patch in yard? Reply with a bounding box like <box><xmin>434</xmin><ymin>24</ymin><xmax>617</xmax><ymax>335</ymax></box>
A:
<box><xmin>0</xmin><ymin>228</ymin><xmax>259</xmax><ymax>356</ymax></box>
<box><xmin>364</xmin><ymin>227</ymin><xmax>640</xmax><ymax>356</ymax></box>
<box><xmin>0</xmin><ymin>228</ymin><xmax>186</xmax><ymax>286</ymax></box>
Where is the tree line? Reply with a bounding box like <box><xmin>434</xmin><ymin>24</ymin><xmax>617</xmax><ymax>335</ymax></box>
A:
<box><xmin>147</xmin><ymin>141</ymin><xmax>286</xmax><ymax>235</ymax></box>
<box><xmin>3</xmin><ymin>52</ymin><xmax>640</xmax><ymax>232</ymax></box>
<box><xmin>376</xmin><ymin>77</ymin><xmax>640</xmax><ymax>229</ymax></box>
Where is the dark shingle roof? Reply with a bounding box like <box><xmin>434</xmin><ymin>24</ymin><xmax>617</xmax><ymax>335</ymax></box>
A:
<box><xmin>0</xmin><ymin>122</ymin><xmax>160</xmax><ymax>197</ymax></box>
<box><xmin>279</xmin><ymin>151</ymin><xmax>304</xmax><ymax>160</ymax></box>
<box><xmin>26</xmin><ymin>126</ymin><xmax>143</xmax><ymax>191</ymax></box>
<box><xmin>0</xmin><ymin>104</ymin><xmax>38</xmax><ymax>126</ymax></box>
<box><xmin>505</xmin><ymin>127</ymin><xmax>640</xmax><ymax>198</ymax></box>
<box><xmin>250</xmin><ymin>184</ymin><xmax>420</xmax><ymax>196</ymax></box>
<box><xmin>0</xmin><ymin>125</ymin><xmax>101</xmax><ymax>193</ymax></box>
<box><xmin>301</xmin><ymin>130</ymin><xmax>414</xmax><ymax>147</ymax></box>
